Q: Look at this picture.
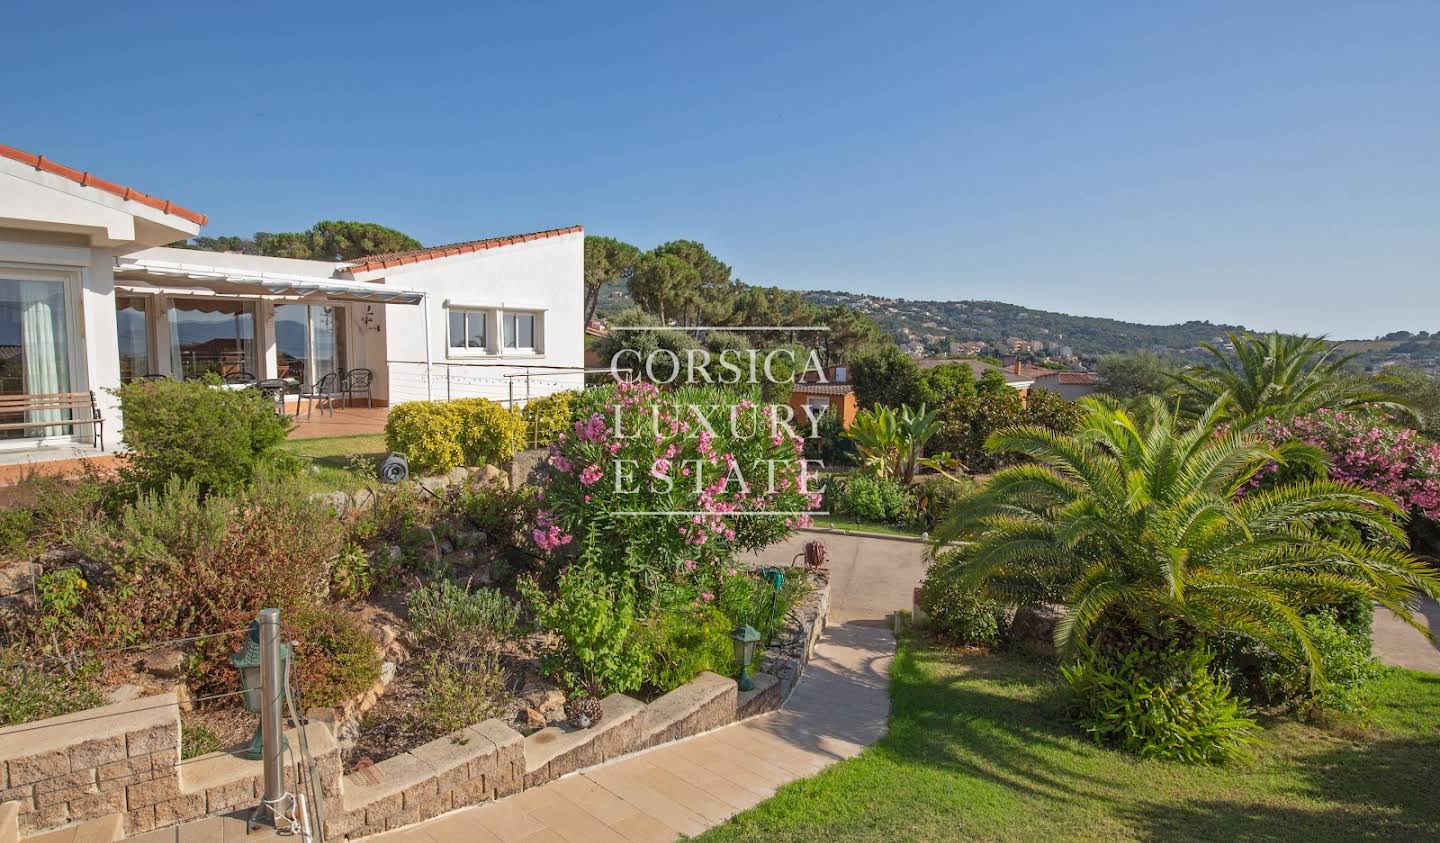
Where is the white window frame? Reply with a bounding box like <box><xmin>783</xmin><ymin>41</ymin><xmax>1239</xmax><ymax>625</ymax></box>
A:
<box><xmin>446</xmin><ymin>306</ymin><xmax>493</xmax><ymax>357</ymax></box>
<box><xmin>501</xmin><ymin>309</ymin><xmax>541</xmax><ymax>354</ymax></box>
<box><xmin>0</xmin><ymin>262</ymin><xmax>86</xmax><ymax>450</ymax></box>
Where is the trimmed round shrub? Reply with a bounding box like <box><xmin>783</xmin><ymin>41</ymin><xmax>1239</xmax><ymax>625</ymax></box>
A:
<box><xmin>917</xmin><ymin>559</ymin><xmax>1004</xmax><ymax>645</ymax></box>
<box><xmin>834</xmin><ymin>473</ymin><xmax>908</xmax><ymax>523</ymax></box>
<box><xmin>286</xmin><ymin>606</ymin><xmax>382</xmax><ymax>708</ymax></box>
<box><xmin>384</xmin><ymin>398</ymin><xmax>526</xmax><ymax>475</ymax></box>
<box><xmin>385</xmin><ymin>401</ymin><xmax>464</xmax><ymax>475</ymax></box>
<box><xmin>1062</xmin><ymin>643</ymin><xmax>1258</xmax><ymax>764</ymax></box>
<box><xmin>1219</xmin><ymin>609</ymin><xmax>1381</xmax><ymax>721</ymax></box>
<box><xmin>521</xmin><ymin>390</ymin><xmax>580</xmax><ymax>449</ymax></box>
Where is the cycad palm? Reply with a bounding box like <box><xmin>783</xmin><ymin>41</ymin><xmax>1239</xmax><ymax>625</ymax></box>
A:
<box><xmin>930</xmin><ymin>395</ymin><xmax>1439</xmax><ymax>676</ymax></box>
<box><xmin>1173</xmin><ymin>331</ymin><xmax>1405</xmax><ymax>426</ymax></box>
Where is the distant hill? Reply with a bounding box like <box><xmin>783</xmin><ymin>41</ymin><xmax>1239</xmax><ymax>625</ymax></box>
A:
<box><xmin>802</xmin><ymin>291</ymin><xmax>1250</xmax><ymax>362</ymax></box>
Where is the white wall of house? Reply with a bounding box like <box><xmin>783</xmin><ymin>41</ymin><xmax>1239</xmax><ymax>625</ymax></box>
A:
<box><xmin>362</xmin><ymin>231</ymin><xmax>585</xmax><ymax>407</ymax></box>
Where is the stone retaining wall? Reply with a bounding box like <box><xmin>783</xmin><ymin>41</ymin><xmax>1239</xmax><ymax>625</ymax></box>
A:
<box><xmin>1</xmin><ymin>567</ymin><xmax>832</xmax><ymax>841</ymax></box>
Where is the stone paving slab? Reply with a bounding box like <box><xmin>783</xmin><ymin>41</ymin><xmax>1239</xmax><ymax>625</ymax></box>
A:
<box><xmin>372</xmin><ymin>620</ymin><xmax>894</xmax><ymax>843</ymax></box>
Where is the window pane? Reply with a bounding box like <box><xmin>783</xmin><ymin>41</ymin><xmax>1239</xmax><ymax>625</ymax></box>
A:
<box><xmin>502</xmin><ymin>313</ymin><xmax>515</xmax><ymax>348</ymax></box>
<box><xmin>169</xmin><ymin>299</ymin><xmax>256</xmax><ymax>380</ymax></box>
<box><xmin>312</xmin><ymin>305</ymin><xmax>344</xmax><ymax>382</ymax></box>
<box><xmin>275</xmin><ymin>303</ymin><xmax>308</xmax><ymax>382</ymax></box>
<box><xmin>449</xmin><ymin>309</ymin><xmax>465</xmax><ymax>348</ymax></box>
<box><xmin>115</xmin><ymin>295</ymin><xmax>149</xmax><ymax>382</ymax></box>
<box><xmin>468</xmin><ymin>313</ymin><xmax>486</xmax><ymax>349</ymax></box>
<box><xmin>518</xmin><ymin>313</ymin><xmax>534</xmax><ymax>348</ymax></box>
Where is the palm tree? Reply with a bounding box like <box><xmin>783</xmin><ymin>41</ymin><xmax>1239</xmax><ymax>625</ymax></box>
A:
<box><xmin>1172</xmin><ymin>331</ymin><xmax>1407</xmax><ymax>427</ymax></box>
<box><xmin>929</xmin><ymin>395</ymin><xmax>1439</xmax><ymax>677</ymax></box>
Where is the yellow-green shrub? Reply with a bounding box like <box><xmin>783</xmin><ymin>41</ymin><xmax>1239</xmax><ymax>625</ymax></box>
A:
<box><xmin>520</xmin><ymin>390</ymin><xmax>579</xmax><ymax>448</ymax></box>
<box><xmin>384</xmin><ymin>398</ymin><xmax>526</xmax><ymax>475</ymax></box>
<box><xmin>450</xmin><ymin>398</ymin><xmax>527</xmax><ymax>466</ymax></box>
<box><xmin>385</xmin><ymin>401</ymin><xmax>465</xmax><ymax>474</ymax></box>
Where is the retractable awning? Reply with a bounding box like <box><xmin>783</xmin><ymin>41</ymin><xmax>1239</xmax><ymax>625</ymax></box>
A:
<box><xmin>113</xmin><ymin>256</ymin><xmax>425</xmax><ymax>305</ymax></box>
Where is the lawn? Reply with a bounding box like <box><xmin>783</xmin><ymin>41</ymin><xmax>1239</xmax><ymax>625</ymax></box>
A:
<box><xmin>277</xmin><ymin>433</ymin><xmax>388</xmax><ymax>494</ymax></box>
<box><xmin>698</xmin><ymin>639</ymin><xmax>1440</xmax><ymax>842</ymax></box>
<box><xmin>809</xmin><ymin>514</ymin><xmax>925</xmax><ymax>539</ymax></box>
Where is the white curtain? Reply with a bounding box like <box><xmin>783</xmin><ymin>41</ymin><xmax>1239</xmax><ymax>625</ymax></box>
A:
<box><xmin>19</xmin><ymin>281</ymin><xmax>69</xmax><ymax>437</ymax></box>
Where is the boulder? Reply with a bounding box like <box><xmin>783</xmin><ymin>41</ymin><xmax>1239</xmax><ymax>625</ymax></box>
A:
<box><xmin>520</xmin><ymin>683</ymin><xmax>567</xmax><ymax>718</ymax></box>
<box><xmin>519</xmin><ymin>706</ymin><xmax>547</xmax><ymax>729</ymax></box>
<box><xmin>474</xmin><ymin>464</ymin><xmax>508</xmax><ymax>489</ymax></box>
<box><xmin>0</xmin><ymin>560</ymin><xmax>41</xmax><ymax>611</ymax></box>
<box><xmin>1009</xmin><ymin>603</ymin><xmax>1064</xmax><ymax>659</ymax></box>
<box><xmin>137</xmin><ymin>646</ymin><xmax>185</xmax><ymax>679</ymax></box>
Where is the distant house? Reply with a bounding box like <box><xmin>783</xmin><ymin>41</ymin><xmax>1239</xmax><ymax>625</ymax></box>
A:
<box><xmin>1029</xmin><ymin>370</ymin><xmax>1098</xmax><ymax>400</ymax></box>
<box><xmin>792</xmin><ymin>365</ymin><xmax>858</xmax><ymax>429</ymax></box>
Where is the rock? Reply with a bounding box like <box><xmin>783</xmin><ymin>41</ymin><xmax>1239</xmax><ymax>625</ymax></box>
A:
<box><xmin>0</xmin><ymin>561</ymin><xmax>41</xmax><ymax>609</ymax></box>
<box><xmin>418</xmin><ymin>476</ymin><xmax>449</xmax><ymax>495</ymax></box>
<box><xmin>520</xmin><ymin>684</ymin><xmax>566</xmax><ymax>717</ymax></box>
<box><xmin>105</xmin><ymin>684</ymin><xmax>144</xmax><ymax>705</ymax></box>
<box><xmin>519</xmin><ymin>706</ymin><xmax>547</xmax><ymax>729</ymax></box>
<box><xmin>473</xmin><ymin>562</ymin><xmax>499</xmax><ymax>585</ymax></box>
<box><xmin>442</xmin><ymin>549</ymin><xmax>478</xmax><ymax>567</ymax></box>
<box><xmin>452</xmin><ymin>530</ymin><xmax>485</xmax><ymax>550</ymax></box>
<box><xmin>137</xmin><ymin>647</ymin><xmax>185</xmax><ymax>679</ymax></box>
<box><xmin>439</xmin><ymin>538</ymin><xmax>456</xmax><ymax>554</ymax></box>
<box><xmin>475</xmin><ymin>464</ymin><xmax>508</xmax><ymax>488</ymax></box>
<box><xmin>379</xmin><ymin>661</ymin><xmax>397</xmax><ymax>686</ymax></box>
<box><xmin>324</xmin><ymin>490</ymin><xmax>351</xmax><ymax>514</ymax></box>
<box><xmin>1009</xmin><ymin>603</ymin><xmax>1064</xmax><ymax>659</ymax></box>
<box><xmin>384</xmin><ymin>545</ymin><xmax>404</xmax><ymax>563</ymax></box>
<box><xmin>176</xmin><ymin>684</ymin><xmax>196</xmax><ymax>712</ymax></box>
<box><xmin>444</xmin><ymin>466</ymin><xmax>471</xmax><ymax>486</ymax></box>
<box><xmin>508</xmin><ymin>449</ymin><xmax>548</xmax><ymax>488</ymax></box>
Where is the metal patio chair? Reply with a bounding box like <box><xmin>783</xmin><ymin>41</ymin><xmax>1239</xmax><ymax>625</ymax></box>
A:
<box><xmin>257</xmin><ymin>379</ymin><xmax>288</xmax><ymax>414</ymax></box>
<box><xmin>296</xmin><ymin>371</ymin><xmax>340</xmax><ymax>419</ymax></box>
<box><xmin>340</xmin><ymin>368</ymin><xmax>375</xmax><ymax>409</ymax></box>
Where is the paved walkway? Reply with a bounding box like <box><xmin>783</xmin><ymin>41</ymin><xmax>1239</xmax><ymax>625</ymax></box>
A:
<box><xmin>1372</xmin><ymin>596</ymin><xmax>1440</xmax><ymax>674</ymax></box>
<box><xmin>374</xmin><ymin>621</ymin><xmax>895</xmax><ymax>843</ymax></box>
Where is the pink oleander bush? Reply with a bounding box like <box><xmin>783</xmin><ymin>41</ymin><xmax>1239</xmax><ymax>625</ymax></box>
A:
<box><xmin>532</xmin><ymin>382</ymin><xmax>821</xmax><ymax>587</ymax></box>
<box><xmin>1255</xmin><ymin>409</ymin><xmax>1440</xmax><ymax>520</ymax></box>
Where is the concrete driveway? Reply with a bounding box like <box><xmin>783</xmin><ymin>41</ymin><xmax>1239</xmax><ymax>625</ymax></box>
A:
<box><xmin>1372</xmin><ymin>596</ymin><xmax>1440</xmax><ymax>674</ymax></box>
<box><xmin>746</xmin><ymin>530</ymin><xmax>930</xmax><ymax>624</ymax></box>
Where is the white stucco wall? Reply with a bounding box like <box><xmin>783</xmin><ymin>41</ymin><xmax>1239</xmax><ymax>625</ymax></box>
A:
<box><xmin>365</xmin><ymin>231</ymin><xmax>585</xmax><ymax>407</ymax></box>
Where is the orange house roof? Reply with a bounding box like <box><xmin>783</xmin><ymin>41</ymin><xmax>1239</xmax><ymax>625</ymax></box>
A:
<box><xmin>346</xmin><ymin>225</ymin><xmax>583</xmax><ymax>273</ymax></box>
<box><xmin>0</xmin><ymin>144</ymin><xmax>207</xmax><ymax>226</ymax></box>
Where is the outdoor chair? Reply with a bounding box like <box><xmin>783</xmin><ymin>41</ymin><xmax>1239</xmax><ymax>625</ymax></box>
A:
<box><xmin>257</xmin><ymin>379</ymin><xmax>289</xmax><ymax>414</ymax></box>
<box><xmin>340</xmin><ymin>368</ymin><xmax>375</xmax><ymax>409</ymax></box>
<box><xmin>224</xmin><ymin>371</ymin><xmax>257</xmax><ymax>385</ymax></box>
<box><xmin>297</xmin><ymin>371</ymin><xmax>340</xmax><ymax>419</ymax></box>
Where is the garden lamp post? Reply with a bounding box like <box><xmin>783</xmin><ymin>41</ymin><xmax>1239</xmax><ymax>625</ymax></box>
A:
<box><xmin>731</xmin><ymin>625</ymin><xmax>762</xmax><ymax>692</ymax></box>
<box><xmin>230</xmin><ymin>613</ymin><xmax>291</xmax><ymax>762</ymax></box>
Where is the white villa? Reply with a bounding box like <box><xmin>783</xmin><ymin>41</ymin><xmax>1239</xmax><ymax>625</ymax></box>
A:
<box><xmin>0</xmin><ymin>143</ymin><xmax>584</xmax><ymax>462</ymax></box>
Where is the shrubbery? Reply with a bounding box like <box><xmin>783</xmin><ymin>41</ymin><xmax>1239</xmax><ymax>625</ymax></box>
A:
<box><xmin>520</xmin><ymin>562</ymin><xmax>651</xmax><ymax>696</ymax></box>
<box><xmin>287</xmin><ymin>606</ymin><xmax>383</xmax><ymax>708</ymax></box>
<box><xmin>520</xmin><ymin>390</ymin><xmax>579</xmax><ymax>449</ymax></box>
<box><xmin>384</xmin><ymin>397</ymin><xmax>526</xmax><ymax>475</ymax></box>
<box><xmin>916</xmin><ymin>558</ymin><xmax>1004</xmax><ymax>645</ymax></box>
<box><xmin>1063</xmin><ymin>643</ymin><xmax>1258</xmax><ymax>764</ymax></box>
<box><xmin>0</xmin><ymin>647</ymin><xmax>101</xmax><ymax>727</ymax></box>
<box><xmin>832</xmin><ymin>473</ymin><xmax>908</xmax><ymax>523</ymax></box>
<box><xmin>116</xmin><ymin>377</ymin><xmax>292</xmax><ymax>494</ymax></box>
<box><xmin>407</xmin><ymin>579</ymin><xmax>520</xmax><ymax>650</ymax></box>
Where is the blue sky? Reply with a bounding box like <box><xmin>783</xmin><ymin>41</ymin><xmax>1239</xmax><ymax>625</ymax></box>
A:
<box><xmin>3</xmin><ymin>1</ymin><xmax>1436</xmax><ymax>338</ymax></box>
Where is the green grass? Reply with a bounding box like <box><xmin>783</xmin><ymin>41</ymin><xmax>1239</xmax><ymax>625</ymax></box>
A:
<box><xmin>276</xmin><ymin>434</ymin><xmax>388</xmax><ymax>494</ymax></box>
<box><xmin>809</xmin><ymin>514</ymin><xmax>925</xmax><ymax>538</ymax></box>
<box><xmin>698</xmin><ymin>641</ymin><xmax>1440</xmax><ymax>842</ymax></box>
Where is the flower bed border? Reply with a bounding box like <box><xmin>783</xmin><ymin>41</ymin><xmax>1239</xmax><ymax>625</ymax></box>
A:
<box><xmin>0</xmin><ymin>568</ymin><xmax>831</xmax><ymax>841</ymax></box>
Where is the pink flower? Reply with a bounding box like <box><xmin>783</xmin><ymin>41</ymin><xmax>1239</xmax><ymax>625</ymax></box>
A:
<box><xmin>579</xmin><ymin>464</ymin><xmax>604</xmax><ymax>486</ymax></box>
<box><xmin>700</xmin><ymin>592</ymin><xmax>714</xmax><ymax>603</ymax></box>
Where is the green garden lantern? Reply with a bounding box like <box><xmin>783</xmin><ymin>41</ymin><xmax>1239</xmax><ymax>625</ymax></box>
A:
<box><xmin>731</xmin><ymin>624</ymin><xmax>762</xmax><ymax>692</ymax></box>
<box><xmin>230</xmin><ymin>619</ymin><xmax>292</xmax><ymax>760</ymax></box>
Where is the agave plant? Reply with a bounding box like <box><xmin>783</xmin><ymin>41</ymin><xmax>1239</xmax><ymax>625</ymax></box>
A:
<box><xmin>1172</xmin><ymin>331</ymin><xmax>1409</xmax><ymax>427</ymax></box>
<box><xmin>929</xmin><ymin>395</ymin><xmax>1440</xmax><ymax>679</ymax></box>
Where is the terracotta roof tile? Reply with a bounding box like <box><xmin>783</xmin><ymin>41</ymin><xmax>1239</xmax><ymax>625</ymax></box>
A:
<box><xmin>791</xmin><ymin>382</ymin><xmax>855</xmax><ymax>396</ymax></box>
<box><xmin>0</xmin><ymin>144</ymin><xmax>207</xmax><ymax>226</ymax></box>
<box><xmin>347</xmin><ymin>225</ymin><xmax>583</xmax><ymax>274</ymax></box>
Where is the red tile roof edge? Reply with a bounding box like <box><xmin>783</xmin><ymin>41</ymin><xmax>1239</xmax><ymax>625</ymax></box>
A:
<box><xmin>346</xmin><ymin>225</ymin><xmax>583</xmax><ymax>273</ymax></box>
<box><xmin>0</xmin><ymin>144</ymin><xmax>207</xmax><ymax>226</ymax></box>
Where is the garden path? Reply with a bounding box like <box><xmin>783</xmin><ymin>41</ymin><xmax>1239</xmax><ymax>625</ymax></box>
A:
<box><xmin>1372</xmin><ymin>596</ymin><xmax>1440</xmax><ymax>674</ymax></box>
<box><xmin>374</xmin><ymin>619</ymin><xmax>896</xmax><ymax>843</ymax></box>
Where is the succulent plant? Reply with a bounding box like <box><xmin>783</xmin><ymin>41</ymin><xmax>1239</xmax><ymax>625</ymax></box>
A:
<box><xmin>564</xmin><ymin>696</ymin><xmax>604</xmax><ymax>729</ymax></box>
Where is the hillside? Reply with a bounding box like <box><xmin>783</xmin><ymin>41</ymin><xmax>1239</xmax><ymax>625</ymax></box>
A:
<box><xmin>802</xmin><ymin>291</ymin><xmax>1249</xmax><ymax>362</ymax></box>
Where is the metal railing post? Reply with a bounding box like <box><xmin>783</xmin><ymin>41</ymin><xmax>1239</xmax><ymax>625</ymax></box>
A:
<box><xmin>259</xmin><ymin>608</ymin><xmax>285</xmax><ymax>810</ymax></box>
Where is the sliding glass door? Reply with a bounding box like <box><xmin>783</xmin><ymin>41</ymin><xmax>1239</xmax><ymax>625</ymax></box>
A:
<box><xmin>274</xmin><ymin>303</ymin><xmax>345</xmax><ymax>386</ymax></box>
<box><xmin>169</xmin><ymin>299</ymin><xmax>257</xmax><ymax>380</ymax></box>
<box><xmin>0</xmin><ymin>276</ymin><xmax>73</xmax><ymax>440</ymax></box>
<box><xmin>115</xmin><ymin>295</ymin><xmax>150</xmax><ymax>381</ymax></box>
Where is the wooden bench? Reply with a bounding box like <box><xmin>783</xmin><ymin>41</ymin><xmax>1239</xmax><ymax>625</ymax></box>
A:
<box><xmin>0</xmin><ymin>391</ymin><xmax>105</xmax><ymax>449</ymax></box>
